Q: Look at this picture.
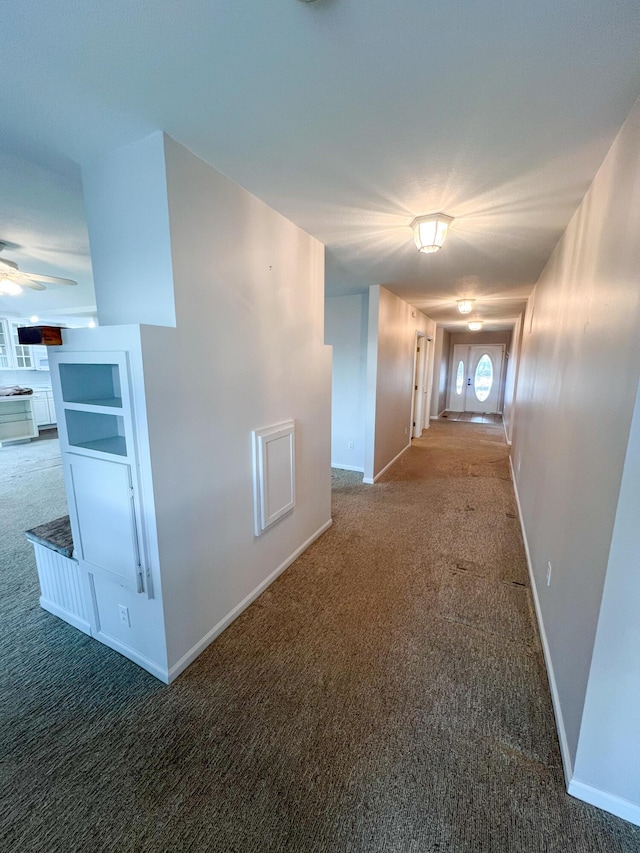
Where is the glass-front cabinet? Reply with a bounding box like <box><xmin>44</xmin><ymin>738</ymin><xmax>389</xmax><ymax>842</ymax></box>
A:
<box><xmin>53</xmin><ymin>351</ymin><xmax>149</xmax><ymax>595</ymax></box>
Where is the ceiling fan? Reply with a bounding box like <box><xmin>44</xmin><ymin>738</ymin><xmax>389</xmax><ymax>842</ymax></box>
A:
<box><xmin>0</xmin><ymin>242</ymin><xmax>77</xmax><ymax>296</ymax></box>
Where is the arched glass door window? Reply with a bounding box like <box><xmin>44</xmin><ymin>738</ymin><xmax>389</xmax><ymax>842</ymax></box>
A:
<box><xmin>474</xmin><ymin>354</ymin><xmax>493</xmax><ymax>402</ymax></box>
<box><xmin>455</xmin><ymin>360</ymin><xmax>464</xmax><ymax>395</ymax></box>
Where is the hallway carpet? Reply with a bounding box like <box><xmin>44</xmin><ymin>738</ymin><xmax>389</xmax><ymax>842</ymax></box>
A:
<box><xmin>2</xmin><ymin>423</ymin><xmax>640</xmax><ymax>852</ymax></box>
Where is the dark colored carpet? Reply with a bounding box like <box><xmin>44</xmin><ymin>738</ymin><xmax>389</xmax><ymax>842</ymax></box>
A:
<box><xmin>2</xmin><ymin>423</ymin><xmax>639</xmax><ymax>852</ymax></box>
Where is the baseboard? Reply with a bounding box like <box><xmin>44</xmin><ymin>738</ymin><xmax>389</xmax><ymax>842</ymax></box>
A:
<box><xmin>363</xmin><ymin>442</ymin><xmax>410</xmax><ymax>485</ymax></box>
<box><xmin>167</xmin><ymin>518</ymin><xmax>333</xmax><ymax>683</ymax></box>
<box><xmin>508</xmin><ymin>456</ymin><xmax>574</xmax><ymax>785</ymax></box>
<box><xmin>331</xmin><ymin>463</ymin><xmax>365</xmax><ymax>473</ymax></box>
<box><xmin>503</xmin><ymin>419</ymin><xmax>512</xmax><ymax>446</ymax></box>
<box><xmin>40</xmin><ymin>597</ymin><xmax>92</xmax><ymax>637</ymax></box>
<box><xmin>94</xmin><ymin>630</ymin><xmax>170</xmax><ymax>683</ymax></box>
<box><xmin>568</xmin><ymin>779</ymin><xmax>640</xmax><ymax>827</ymax></box>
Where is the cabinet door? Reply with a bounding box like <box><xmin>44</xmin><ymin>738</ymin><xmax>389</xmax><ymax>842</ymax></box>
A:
<box><xmin>68</xmin><ymin>454</ymin><xmax>143</xmax><ymax>592</ymax></box>
<box><xmin>33</xmin><ymin>395</ymin><xmax>50</xmax><ymax>426</ymax></box>
<box><xmin>46</xmin><ymin>391</ymin><xmax>57</xmax><ymax>425</ymax></box>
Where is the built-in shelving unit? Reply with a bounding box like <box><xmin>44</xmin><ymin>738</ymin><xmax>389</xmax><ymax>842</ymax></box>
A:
<box><xmin>58</xmin><ymin>356</ymin><xmax>129</xmax><ymax>459</ymax></box>
<box><xmin>52</xmin><ymin>350</ymin><xmax>147</xmax><ymax>595</ymax></box>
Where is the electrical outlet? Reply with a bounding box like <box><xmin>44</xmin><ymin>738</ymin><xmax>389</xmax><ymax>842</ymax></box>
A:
<box><xmin>348</xmin><ymin>441</ymin><xmax>354</xmax><ymax>450</ymax></box>
<box><xmin>546</xmin><ymin>561</ymin><xmax>553</xmax><ymax>587</ymax></box>
<box><xmin>404</xmin><ymin>427</ymin><xmax>408</xmax><ymax>435</ymax></box>
<box><xmin>517</xmin><ymin>456</ymin><xmax>521</xmax><ymax>474</ymax></box>
<box><xmin>118</xmin><ymin>604</ymin><xmax>130</xmax><ymax>627</ymax></box>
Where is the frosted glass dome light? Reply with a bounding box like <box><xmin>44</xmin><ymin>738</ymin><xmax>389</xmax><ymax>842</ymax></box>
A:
<box><xmin>468</xmin><ymin>321</ymin><xmax>483</xmax><ymax>331</ymax></box>
<box><xmin>410</xmin><ymin>213</ymin><xmax>453</xmax><ymax>254</ymax></box>
<box><xmin>457</xmin><ymin>299</ymin><xmax>475</xmax><ymax>314</ymax></box>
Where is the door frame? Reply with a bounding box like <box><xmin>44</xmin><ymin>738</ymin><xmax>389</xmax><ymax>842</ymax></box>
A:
<box><xmin>410</xmin><ymin>331</ymin><xmax>427</xmax><ymax>438</ymax></box>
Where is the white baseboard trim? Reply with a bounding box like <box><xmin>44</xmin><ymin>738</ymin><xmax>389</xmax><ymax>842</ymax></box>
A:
<box><xmin>509</xmin><ymin>456</ymin><xmax>574</xmax><ymax>785</ymax></box>
<box><xmin>167</xmin><ymin>518</ymin><xmax>333</xmax><ymax>683</ymax></box>
<box><xmin>363</xmin><ymin>442</ymin><xmax>410</xmax><ymax>485</ymax></box>
<box><xmin>331</xmin><ymin>463</ymin><xmax>365</xmax><ymax>473</ymax></box>
<box><xmin>503</xmin><ymin>419</ymin><xmax>512</xmax><ymax>446</ymax></box>
<box><xmin>40</xmin><ymin>597</ymin><xmax>92</xmax><ymax>637</ymax></box>
<box><xmin>95</xmin><ymin>630</ymin><xmax>170</xmax><ymax>683</ymax></box>
<box><xmin>568</xmin><ymin>779</ymin><xmax>640</xmax><ymax>827</ymax></box>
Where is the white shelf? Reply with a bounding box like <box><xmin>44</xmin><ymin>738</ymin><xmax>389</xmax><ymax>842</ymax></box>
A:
<box><xmin>71</xmin><ymin>436</ymin><xmax>128</xmax><ymax>457</ymax></box>
<box><xmin>59</xmin><ymin>361</ymin><xmax>122</xmax><ymax>408</ymax></box>
<box><xmin>64</xmin><ymin>408</ymin><xmax>128</xmax><ymax>458</ymax></box>
<box><xmin>64</xmin><ymin>397</ymin><xmax>123</xmax><ymax>411</ymax></box>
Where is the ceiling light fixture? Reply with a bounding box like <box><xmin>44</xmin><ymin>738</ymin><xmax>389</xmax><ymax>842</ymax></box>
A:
<box><xmin>468</xmin><ymin>321</ymin><xmax>483</xmax><ymax>331</ymax></box>
<box><xmin>410</xmin><ymin>213</ymin><xmax>453</xmax><ymax>254</ymax></box>
<box><xmin>457</xmin><ymin>299</ymin><xmax>475</xmax><ymax>314</ymax></box>
<box><xmin>0</xmin><ymin>274</ymin><xmax>23</xmax><ymax>296</ymax></box>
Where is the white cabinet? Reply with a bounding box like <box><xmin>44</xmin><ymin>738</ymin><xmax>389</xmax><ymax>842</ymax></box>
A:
<box><xmin>54</xmin><ymin>352</ymin><xmax>149</xmax><ymax>595</ymax></box>
<box><xmin>32</xmin><ymin>390</ymin><xmax>57</xmax><ymax>427</ymax></box>
<box><xmin>0</xmin><ymin>395</ymin><xmax>38</xmax><ymax>444</ymax></box>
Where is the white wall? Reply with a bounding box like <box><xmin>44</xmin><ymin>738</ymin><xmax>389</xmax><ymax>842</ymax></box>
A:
<box><xmin>502</xmin><ymin>313</ymin><xmax>524</xmax><ymax>444</ymax></box>
<box><xmin>325</xmin><ymin>293</ymin><xmax>368</xmax><ymax>471</ymax></box>
<box><xmin>82</xmin><ymin>132</ymin><xmax>176</xmax><ymax>328</ymax></box>
<box><xmin>572</xmin><ymin>380</ymin><xmax>640</xmax><ymax>818</ymax></box>
<box><xmin>79</xmin><ymin>131</ymin><xmax>332</xmax><ymax>678</ymax></box>
<box><xmin>364</xmin><ymin>286</ymin><xmax>435</xmax><ymax>483</ymax></box>
<box><xmin>153</xmin><ymin>135</ymin><xmax>332</xmax><ymax>672</ymax></box>
<box><xmin>430</xmin><ymin>327</ymin><xmax>451</xmax><ymax>418</ymax></box>
<box><xmin>0</xmin><ymin>369</ymin><xmax>50</xmax><ymax>387</ymax></box>
<box><xmin>511</xmin><ymin>98</ymin><xmax>640</xmax><ymax>820</ymax></box>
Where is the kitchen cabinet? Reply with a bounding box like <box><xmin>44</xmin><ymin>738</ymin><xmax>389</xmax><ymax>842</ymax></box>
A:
<box><xmin>32</xmin><ymin>389</ymin><xmax>57</xmax><ymax>427</ymax></box>
<box><xmin>0</xmin><ymin>394</ymin><xmax>38</xmax><ymax>444</ymax></box>
<box><xmin>0</xmin><ymin>395</ymin><xmax>38</xmax><ymax>444</ymax></box>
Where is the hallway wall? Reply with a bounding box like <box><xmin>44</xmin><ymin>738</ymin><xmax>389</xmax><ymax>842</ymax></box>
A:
<box><xmin>511</xmin><ymin>98</ymin><xmax>640</xmax><ymax>820</ymax></box>
<box><xmin>364</xmin><ymin>286</ymin><xmax>435</xmax><ymax>483</ymax></box>
<box><xmin>324</xmin><ymin>293</ymin><xmax>368</xmax><ymax>471</ymax></box>
<box><xmin>326</xmin><ymin>286</ymin><xmax>435</xmax><ymax>483</ymax></box>
<box><xmin>502</xmin><ymin>313</ymin><xmax>524</xmax><ymax>444</ymax></box>
<box><xmin>430</xmin><ymin>327</ymin><xmax>451</xmax><ymax>418</ymax></box>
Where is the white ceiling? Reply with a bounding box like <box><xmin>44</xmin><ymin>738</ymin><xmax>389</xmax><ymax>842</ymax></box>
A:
<box><xmin>0</xmin><ymin>0</ymin><xmax>638</xmax><ymax>329</ymax></box>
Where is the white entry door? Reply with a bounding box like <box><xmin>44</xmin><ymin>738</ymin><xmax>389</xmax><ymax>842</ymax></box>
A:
<box><xmin>447</xmin><ymin>344</ymin><xmax>505</xmax><ymax>414</ymax></box>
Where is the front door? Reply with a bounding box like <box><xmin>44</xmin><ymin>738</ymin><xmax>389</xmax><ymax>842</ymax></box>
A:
<box><xmin>447</xmin><ymin>344</ymin><xmax>505</xmax><ymax>414</ymax></box>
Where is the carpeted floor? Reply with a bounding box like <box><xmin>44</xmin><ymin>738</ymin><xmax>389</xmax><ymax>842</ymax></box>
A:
<box><xmin>2</xmin><ymin>423</ymin><xmax>640</xmax><ymax>852</ymax></box>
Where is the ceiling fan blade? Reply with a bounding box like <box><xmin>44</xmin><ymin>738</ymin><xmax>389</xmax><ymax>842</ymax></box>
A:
<box><xmin>6</xmin><ymin>270</ymin><xmax>35</xmax><ymax>286</ymax></box>
<box><xmin>22</xmin><ymin>280</ymin><xmax>47</xmax><ymax>291</ymax></box>
<box><xmin>0</xmin><ymin>257</ymin><xmax>19</xmax><ymax>272</ymax></box>
<box><xmin>23</xmin><ymin>272</ymin><xmax>78</xmax><ymax>286</ymax></box>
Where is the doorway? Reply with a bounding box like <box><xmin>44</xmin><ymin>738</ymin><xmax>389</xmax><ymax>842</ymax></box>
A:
<box><xmin>447</xmin><ymin>344</ymin><xmax>505</xmax><ymax>414</ymax></box>
<box><xmin>411</xmin><ymin>333</ymin><xmax>427</xmax><ymax>438</ymax></box>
